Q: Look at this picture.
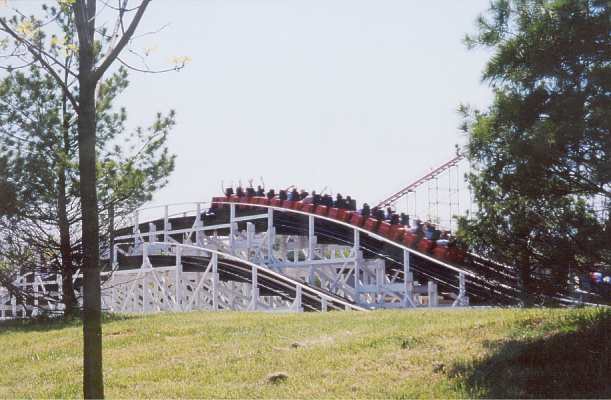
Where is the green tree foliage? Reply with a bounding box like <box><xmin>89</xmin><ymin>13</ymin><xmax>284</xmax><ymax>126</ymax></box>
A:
<box><xmin>0</xmin><ymin>10</ymin><xmax>175</xmax><ymax>315</ymax></box>
<box><xmin>458</xmin><ymin>0</ymin><xmax>610</xmax><ymax>304</ymax></box>
<box><xmin>0</xmin><ymin>2</ymin><xmax>169</xmax><ymax>395</ymax></box>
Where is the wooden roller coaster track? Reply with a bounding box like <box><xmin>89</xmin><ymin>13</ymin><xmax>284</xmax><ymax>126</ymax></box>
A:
<box><xmin>375</xmin><ymin>154</ymin><xmax>465</xmax><ymax>209</ymax></box>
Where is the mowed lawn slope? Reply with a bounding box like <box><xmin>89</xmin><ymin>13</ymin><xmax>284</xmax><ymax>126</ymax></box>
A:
<box><xmin>0</xmin><ymin>308</ymin><xmax>609</xmax><ymax>398</ymax></box>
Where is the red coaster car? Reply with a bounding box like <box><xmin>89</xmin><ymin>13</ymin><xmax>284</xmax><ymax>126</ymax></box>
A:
<box><xmin>378</xmin><ymin>221</ymin><xmax>392</xmax><ymax>237</ymax></box>
<box><xmin>349</xmin><ymin>213</ymin><xmax>364</xmax><ymax>227</ymax></box>
<box><xmin>315</xmin><ymin>205</ymin><xmax>329</xmax><ymax>217</ymax></box>
<box><xmin>403</xmin><ymin>231</ymin><xmax>417</xmax><ymax>247</ymax></box>
<box><xmin>364</xmin><ymin>217</ymin><xmax>379</xmax><ymax>232</ymax></box>
<box><xmin>417</xmin><ymin>239</ymin><xmax>434</xmax><ymax>253</ymax></box>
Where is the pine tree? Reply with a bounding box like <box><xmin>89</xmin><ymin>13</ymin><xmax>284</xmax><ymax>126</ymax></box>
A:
<box><xmin>0</xmin><ymin>1</ymin><xmax>183</xmax><ymax>395</ymax></box>
<box><xmin>0</xmin><ymin>62</ymin><xmax>176</xmax><ymax>315</ymax></box>
<box><xmin>459</xmin><ymin>0</ymin><xmax>610</xmax><ymax>305</ymax></box>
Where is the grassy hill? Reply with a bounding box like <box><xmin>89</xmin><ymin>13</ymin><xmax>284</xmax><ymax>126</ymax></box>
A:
<box><xmin>0</xmin><ymin>307</ymin><xmax>609</xmax><ymax>398</ymax></box>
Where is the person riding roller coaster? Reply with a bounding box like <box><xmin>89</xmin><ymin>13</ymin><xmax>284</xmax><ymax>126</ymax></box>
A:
<box><xmin>360</xmin><ymin>203</ymin><xmax>371</xmax><ymax>218</ymax></box>
<box><xmin>215</xmin><ymin>185</ymin><xmax>473</xmax><ymax>265</ymax></box>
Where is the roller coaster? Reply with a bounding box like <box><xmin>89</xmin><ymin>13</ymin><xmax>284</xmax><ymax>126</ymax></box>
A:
<box><xmin>0</xmin><ymin>156</ymin><xmax>606</xmax><ymax>319</ymax></box>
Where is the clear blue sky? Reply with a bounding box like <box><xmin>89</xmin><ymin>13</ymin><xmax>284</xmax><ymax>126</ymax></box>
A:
<box><xmin>5</xmin><ymin>0</ymin><xmax>494</xmax><ymax>211</ymax></box>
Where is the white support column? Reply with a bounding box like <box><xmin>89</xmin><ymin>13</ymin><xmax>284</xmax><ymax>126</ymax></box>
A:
<box><xmin>149</xmin><ymin>223</ymin><xmax>156</xmax><ymax>244</ymax></box>
<box><xmin>292</xmin><ymin>285</ymin><xmax>302</xmax><ymax>312</ymax></box>
<box><xmin>353</xmin><ymin>229</ymin><xmax>361</xmax><ymax>304</ymax></box>
<box><xmin>321</xmin><ymin>297</ymin><xmax>328</xmax><ymax>312</ymax></box>
<box><xmin>427</xmin><ymin>281</ymin><xmax>438</xmax><ymax>307</ymax></box>
<box><xmin>452</xmin><ymin>272</ymin><xmax>467</xmax><ymax>307</ymax></box>
<box><xmin>142</xmin><ymin>273</ymin><xmax>148</xmax><ymax>313</ymax></box>
<box><xmin>195</xmin><ymin>203</ymin><xmax>203</xmax><ymax>246</ymax></box>
<box><xmin>133</xmin><ymin>210</ymin><xmax>141</xmax><ymax>247</ymax></box>
<box><xmin>249</xmin><ymin>266</ymin><xmax>258</xmax><ymax>310</ymax></box>
<box><xmin>142</xmin><ymin>242</ymin><xmax>149</xmax><ymax>265</ymax></box>
<box><xmin>141</xmin><ymin>244</ymin><xmax>151</xmax><ymax>312</ymax></box>
<box><xmin>212</xmin><ymin>252</ymin><xmax>219</xmax><ymax>310</ymax></box>
<box><xmin>403</xmin><ymin>249</ymin><xmax>410</xmax><ymax>275</ymax></box>
<box><xmin>376</xmin><ymin>259</ymin><xmax>385</xmax><ymax>306</ymax></box>
<box><xmin>33</xmin><ymin>271</ymin><xmax>39</xmax><ymax>317</ymax></box>
<box><xmin>307</xmin><ymin>215</ymin><xmax>315</xmax><ymax>284</ymax></box>
<box><xmin>163</xmin><ymin>205</ymin><xmax>169</xmax><ymax>243</ymax></box>
<box><xmin>246</xmin><ymin>222</ymin><xmax>254</xmax><ymax>256</ymax></box>
<box><xmin>267</xmin><ymin>208</ymin><xmax>274</xmax><ymax>260</ymax></box>
<box><xmin>229</xmin><ymin>204</ymin><xmax>236</xmax><ymax>250</ymax></box>
<box><xmin>112</xmin><ymin>244</ymin><xmax>118</xmax><ymax>269</ymax></box>
<box><xmin>460</xmin><ymin>272</ymin><xmax>468</xmax><ymax>306</ymax></box>
<box><xmin>403</xmin><ymin>249</ymin><xmax>416</xmax><ymax>308</ymax></box>
<box><xmin>110</xmin><ymin>284</ymin><xmax>116</xmax><ymax>312</ymax></box>
<box><xmin>133</xmin><ymin>210</ymin><xmax>140</xmax><ymax>233</ymax></box>
<box><xmin>175</xmin><ymin>246</ymin><xmax>183</xmax><ymax>311</ymax></box>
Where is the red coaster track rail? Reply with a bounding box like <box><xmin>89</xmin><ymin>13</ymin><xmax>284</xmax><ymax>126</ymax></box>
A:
<box><xmin>375</xmin><ymin>154</ymin><xmax>465</xmax><ymax>209</ymax></box>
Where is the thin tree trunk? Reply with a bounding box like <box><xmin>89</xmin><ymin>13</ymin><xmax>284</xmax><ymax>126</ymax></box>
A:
<box><xmin>58</xmin><ymin>166</ymin><xmax>75</xmax><ymax>316</ymax></box>
<box><xmin>108</xmin><ymin>203</ymin><xmax>114</xmax><ymax>267</ymax></box>
<box><xmin>78</xmin><ymin>21</ymin><xmax>104</xmax><ymax>395</ymax></box>
<box><xmin>79</xmin><ymin>79</ymin><xmax>104</xmax><ymax>398</ymax></box>
<box><xmin>58</xmin><ymin>92</ymin><xmax>76</xmax><ymax>318</ymax></box>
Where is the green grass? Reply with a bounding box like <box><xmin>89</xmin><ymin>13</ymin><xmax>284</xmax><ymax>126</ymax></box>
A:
<box><xmin>0</xmin><ymin>308</ymin><xmax>609</xmax><ymax>398</ymax></box>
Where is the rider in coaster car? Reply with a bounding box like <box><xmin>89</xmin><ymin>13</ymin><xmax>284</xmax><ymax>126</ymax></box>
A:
<box><xmin>390</xmin><ymin>213</ymin><xmax>400</xmax><ymax>225</ymax></box>
<box><xmin>400</xmin><ymin>213</ymin><xmax>410</xmax><ymax>227</ymax></box>
<box><xmin>335</xmin><ymin>193</ymin><xmax>344</xmax><ymax>208</ymax></box>
<box><xmin>360</xmin><ymin>203</ymin><xmax>371</xmax><ymax>218</ymax></box>
<box><xmin>346</xmin><ymin>196</ymin><xmax>356</xmax><ymax>210</ymax></box>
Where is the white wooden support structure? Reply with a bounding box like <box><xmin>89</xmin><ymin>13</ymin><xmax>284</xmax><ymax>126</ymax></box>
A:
<box><xmin>403</xmin><ymin>249</ymin><xmax>416</xmax><ymax>307</ymax></box>
<box><xmin>307</xmin><ymin>215</ymin><xmax>315</xmax><ymax>284</ymax></box>
<box><xmin>0</xmin><ymin>200</ymin><xmax>485</xmax><ymax>320</ymax></box>
<box><xmin>452</xmin><ymin>272</ymin><xmax>468</xmax><ymax>307</ymax></box>
<box><xmin>212</xmin><ymin>252</ymin><xmax>219</xmax><ymax>310</ymax></box>
<box><xmin>427</xmin><ymin>281</ymin><xmax>438</xmax><ymax>307</ymax></box>
<box><xmin>163</xmin><ymin>205</ymin><xmax>170</xmax><ymax>243</ymax></box>
<box><xmin>229</xmin><ymin>203</ymin><xmax>236</xmax><ymax>250</ymax></box>
<box><xmin>353</xmin><ymin>229</ymin><xmax>361</xmax><ymax>304</ymax></box>
<box><xmin>249</xmin><ymin>263</ymin><xmax>259</xmax><ymax>311</ymax></box>
<box><xmin>291</xmin><ymin>285</ymin><xmax>303</xmax><ymax>312</ymax></box>
<box><xmin>175</xmin><ymin>246</ymin><xmax>183</xmax><ymax>311</ymax></box>
<box><xmin>195</xmin><ymin>203</ymin><xmax>204</xmax><ymax>246</ymax></box>
<box><xmin>149</xmin><ymin>223</ymin><xmax>156</xmax><ymax>243</ymax></box>
<box><xmin>266</xmin><ymin>208</ymin><xmax>274</xmax><ymax>261</ymax></box>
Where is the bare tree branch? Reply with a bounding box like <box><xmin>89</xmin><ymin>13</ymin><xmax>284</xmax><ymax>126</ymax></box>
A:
<box><xmin>117</xmin><ymin>55</ymin><xmax>186</xmax><ymax>74</ymax></box>
<box><xmin>93</xmin><ymin>0</ymin><xmax>151</xmax><ymax>82</ymax></box>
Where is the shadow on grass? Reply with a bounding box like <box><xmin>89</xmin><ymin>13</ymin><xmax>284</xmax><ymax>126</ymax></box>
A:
<box><xmin>0</xmin><ymin>312</ymin><xmax>139</xmax><ymax>335</ymax></box>
<box><xmin>450</xmin><ymin>308</ymin><xmax>610</xmax><ymax>399</ymax></box>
